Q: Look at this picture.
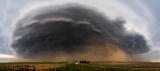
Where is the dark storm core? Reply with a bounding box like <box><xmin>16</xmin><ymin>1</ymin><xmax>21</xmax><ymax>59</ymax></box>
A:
<box><xmin>11</xmin><ymin>4</ymin><xmax>149</xmax><ymax>61</ymax></box>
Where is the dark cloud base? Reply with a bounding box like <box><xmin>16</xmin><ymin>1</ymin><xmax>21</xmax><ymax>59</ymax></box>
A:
<box><xmin>11</xmin><ymin>4</ymin><xmax>149</xmax><ymax>61</ymax></box>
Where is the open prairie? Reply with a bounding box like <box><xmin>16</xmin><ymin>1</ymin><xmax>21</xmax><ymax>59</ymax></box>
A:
<box><xmin>1</xmin><ymin>62</ymin><xmax>160</xmax><ymax>71</ymax></box>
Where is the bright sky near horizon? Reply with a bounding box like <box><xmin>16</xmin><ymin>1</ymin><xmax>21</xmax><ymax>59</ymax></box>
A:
<box><xmin>0</xmin><ymin>0</ymin><xmax>160</xmax><ymax>62</ymax></box>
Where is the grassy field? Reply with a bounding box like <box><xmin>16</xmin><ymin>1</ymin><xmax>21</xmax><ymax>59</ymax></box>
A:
<box><xmin>0</xmin><ymin>62</ymin><xmax>160</xmax><ymax>71</ymax></box>
<box><xmin>0</xmin><ymin>62</ymin><xmax>65</xmax><ymax>71</ymax></box>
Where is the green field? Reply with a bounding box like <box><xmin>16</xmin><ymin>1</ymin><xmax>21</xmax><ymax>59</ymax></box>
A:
<box><xmin>0</xmin><ymin>62</ymin><xmax>160</xmax><ymax>71</ymax></box>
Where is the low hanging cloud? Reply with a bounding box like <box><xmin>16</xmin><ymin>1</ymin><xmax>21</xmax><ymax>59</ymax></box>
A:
<box><xmin>10</xmin><ymin>3</ymin><xmax>149</xmax><ymax>61</ymax></box>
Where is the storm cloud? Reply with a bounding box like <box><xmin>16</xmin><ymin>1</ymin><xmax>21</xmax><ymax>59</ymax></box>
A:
<box><xmin>10</xmin><ymin>4</ymin><xmax>149</xmax><ymax>61</ymax></box>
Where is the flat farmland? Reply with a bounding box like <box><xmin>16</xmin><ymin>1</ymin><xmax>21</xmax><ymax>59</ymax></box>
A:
<box><xmin>0</xmin><ymin>62</ymin><xmax>65</xmax><ymax>71</ymax></box>
<box><xmin>1</xmin><ymin>62</ymin><xmax>160</xmax><ymax>71</ymax></box>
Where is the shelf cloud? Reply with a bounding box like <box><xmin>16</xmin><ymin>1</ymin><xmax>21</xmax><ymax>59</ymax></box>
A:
<box><xmin>10</xmin><ymin>4</ymin><xmax>149</xmax><ymax>61</ymax></box>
